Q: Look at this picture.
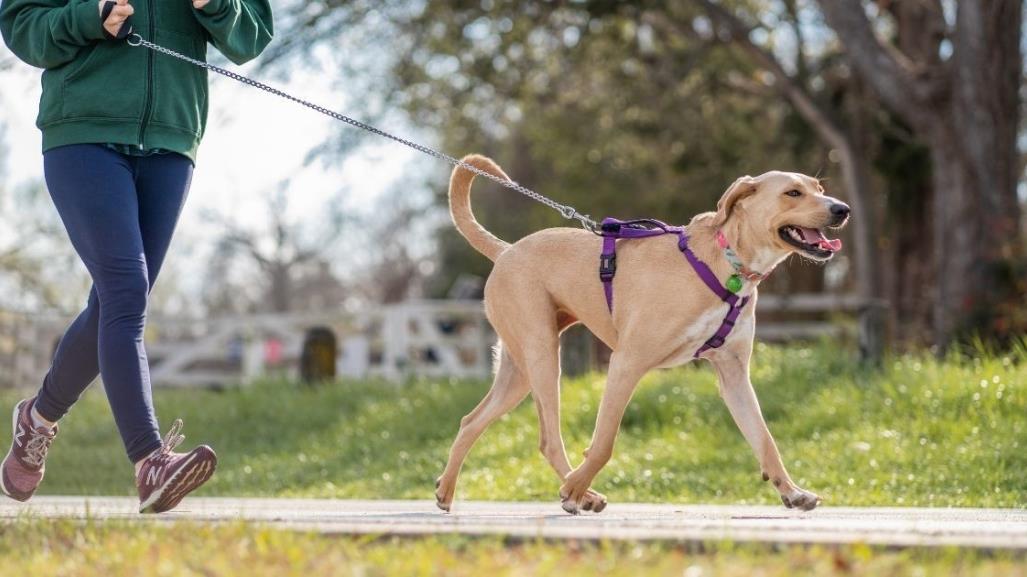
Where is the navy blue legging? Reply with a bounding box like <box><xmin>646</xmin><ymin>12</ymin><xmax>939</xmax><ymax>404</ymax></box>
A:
<box><xmin>34</xmin><ymin>144</ymin><xmax>193</xmax><ymax>463</ymax></box>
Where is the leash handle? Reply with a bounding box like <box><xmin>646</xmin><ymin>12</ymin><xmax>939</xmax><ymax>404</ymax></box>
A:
<box><xmin>101</xmin><ymin>0</ymin><xmax>134</xmax><ymax>41</ymax></box>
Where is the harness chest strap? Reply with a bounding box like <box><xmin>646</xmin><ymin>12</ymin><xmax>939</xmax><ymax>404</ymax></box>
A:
<box><xmin>599</xmin><ymin>217</ymin><xmax>750</xmax><ymax>358</ymax></box>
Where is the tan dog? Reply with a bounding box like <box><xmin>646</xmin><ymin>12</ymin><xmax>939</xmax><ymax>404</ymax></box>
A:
<box><xmin>435</xmin><ymin>155</ymin><xmax>850</xmax><ymax>514</ymax></box>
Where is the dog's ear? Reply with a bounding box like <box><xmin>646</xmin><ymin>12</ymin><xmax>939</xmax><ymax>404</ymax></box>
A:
<box><xmin>714</xmin><ymin>176</ymin><xmax>756</xmax><ymax>226</ymax></box>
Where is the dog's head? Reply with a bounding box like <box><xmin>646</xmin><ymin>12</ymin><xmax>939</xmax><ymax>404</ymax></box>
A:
<box><xmin>714</xmin><ymin>171</ymin><xmax>849</xmax><ymax>262</ymax></box>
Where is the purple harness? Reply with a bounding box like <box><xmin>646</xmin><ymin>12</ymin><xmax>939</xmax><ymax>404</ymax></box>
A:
<box><xmin>598</xmin><ymin>217</ymin><xmax>750</xmax><ymax>358</ymax></box>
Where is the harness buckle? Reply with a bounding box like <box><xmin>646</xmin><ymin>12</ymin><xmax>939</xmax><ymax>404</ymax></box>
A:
<box><xmin>706</xmin><ymin>335</ymin><xmax>726</xmax><ymax>349</ymax></box>
<box><xmin>599</xmin><ymin>254</ymin><xmax>617</xmax><ymax>281</ymax></box>
<box><xmin>601</xmin><ymin>221</ymin><xmax>622</xmax><ymax>234</ymax></box>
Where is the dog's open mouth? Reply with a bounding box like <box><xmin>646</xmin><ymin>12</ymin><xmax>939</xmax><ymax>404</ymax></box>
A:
<box><xmin>778</xmin><ymin>225</ymin><xmax>842</xmax><ymax>259</ymax></box>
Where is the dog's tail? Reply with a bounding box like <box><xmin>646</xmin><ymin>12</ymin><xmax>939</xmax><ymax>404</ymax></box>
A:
<box><xmin>448</xmin><ymin>154</ymin><xmax>511</xmax><ymax>262</ymax></box>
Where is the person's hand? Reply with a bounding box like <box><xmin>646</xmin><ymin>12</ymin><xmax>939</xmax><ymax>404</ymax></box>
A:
<box><xmin>192</xmin><ymin>0</ymin><xmax>210</xmax><ymax>9</ymax></box>
<box><xmin>98</xmin><ymin>0</ymin><xmax>133</xmax><ymax>38</ymax></box>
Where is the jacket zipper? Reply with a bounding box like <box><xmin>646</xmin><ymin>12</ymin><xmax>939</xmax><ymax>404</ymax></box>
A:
<box><xmin>137</xmin><ymin>0</ymin><xmax>154</xmax><ymax>150</ymax></box>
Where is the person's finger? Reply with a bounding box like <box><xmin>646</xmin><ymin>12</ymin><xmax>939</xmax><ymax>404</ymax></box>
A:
<box><xmin>99</xmin><ymin>0</ymin><xmax>129</xmax><ymax>14</ymax></box>
<box><xmin>111</xmin><ymin>4</ymin><xmax>133</xmax><ymax>20</ymax></box>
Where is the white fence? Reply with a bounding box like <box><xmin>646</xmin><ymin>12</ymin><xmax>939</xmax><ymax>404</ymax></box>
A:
<box><xmin>0</xmin><ymin>301</ymin><xmax>494</xmax><ymax>389</ymax></box>
<box><xmin>0</xmin><ymin>294</ymin><xmax>876</xmax><ymax>389</ymax></box>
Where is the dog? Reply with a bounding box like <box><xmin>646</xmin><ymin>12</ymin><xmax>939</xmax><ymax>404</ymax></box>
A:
<box><xmin>435</xmin><ymin>154</ymin><xmax>850</xmax><ymax>514</ymax></box>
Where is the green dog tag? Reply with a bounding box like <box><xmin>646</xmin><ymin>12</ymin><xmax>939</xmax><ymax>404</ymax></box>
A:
<box><xmin>726</xmin><ymin>274</ymin><xmax>743</xmax><ymax>293</ymax></box>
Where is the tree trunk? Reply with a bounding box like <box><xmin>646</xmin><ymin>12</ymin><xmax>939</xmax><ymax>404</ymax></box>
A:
<box><xmin>837</xmin><ymin>141</ymin><xmax>884</xmax><ymax>361</ymax></box>
<box><xmin>925</xmin><ymin>118</ymin><xmax>979</xmax><ymax>346</ymax></box>
<box><xmin>818</xmin><ymin>0</ymin><xmax>1024</xmax><ymax>348</ymax></box>
<box><xmin>929</xmin><ymin>0</ymin><xmax>1023</xmax><ymax>347</ymax></box>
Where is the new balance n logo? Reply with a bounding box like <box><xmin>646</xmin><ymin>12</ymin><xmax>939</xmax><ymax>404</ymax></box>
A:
<box><xmin>146</xmin><ymin>466</ymin><xmax>164</xmax><ymax>486</ymax></box>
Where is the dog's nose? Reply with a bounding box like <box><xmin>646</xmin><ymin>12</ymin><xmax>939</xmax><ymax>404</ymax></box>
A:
<box><xmin>830</xmin><ymin>203</ymin><xmax>851</xmax><ymax>220</ymax></box>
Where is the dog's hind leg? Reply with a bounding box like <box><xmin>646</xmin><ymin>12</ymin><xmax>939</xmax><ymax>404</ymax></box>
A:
<box><xmin>435</xmin><ymin>346</ymin><xmax>529</xmax><ymax>511</ymax></box>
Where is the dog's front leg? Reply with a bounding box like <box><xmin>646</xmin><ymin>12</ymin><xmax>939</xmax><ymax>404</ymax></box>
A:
<box><xmin>559</xmin><ymin>354</ymin><xmax>649</xmax><ymax>514</ymax></box>
<box><xmin>710</xmin><ymin>350</ymin><xmax>821</xmax><ymax>511</ymax></box>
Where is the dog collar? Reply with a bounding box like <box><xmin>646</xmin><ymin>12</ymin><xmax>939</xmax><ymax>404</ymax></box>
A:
<box><xmin>716</xmin><ymin>230</ymin><xmax>766</xmax><ymax>292</ymax></box>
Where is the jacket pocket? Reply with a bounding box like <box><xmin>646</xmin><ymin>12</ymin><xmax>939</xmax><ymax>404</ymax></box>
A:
<box><xmin>61</xmin><ymin>42</ymin><xmax>144</xmax><ymax>121</ymax></box>
<box><xmin>150</xmin><ymin>29</ymin><xmax>207</xmax><ymax>136</ymax></box>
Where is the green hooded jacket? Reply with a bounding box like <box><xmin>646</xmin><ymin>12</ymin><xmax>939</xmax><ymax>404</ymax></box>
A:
<box><xmin>0</xmin><ymin>0</ymin><xmax>274</xmax><ymax>162</ymax></box>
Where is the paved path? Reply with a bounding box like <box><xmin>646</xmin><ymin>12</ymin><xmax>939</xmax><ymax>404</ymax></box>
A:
<box><xmin>2</xmin><ymin>497</ymin><xmax>1025</xmax><ymax>549</ymax></box>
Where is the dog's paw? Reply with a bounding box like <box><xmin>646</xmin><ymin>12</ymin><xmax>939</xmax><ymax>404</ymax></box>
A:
<box><xmin>560</xmin><ymin>488</ymin><xmax>608</xmax><ymax>515</ymax></box>
<box><xmin>435</xmin><ymin>476</ymin><xmax>453</xmax><ymax>512</ymax></box>
<box><xmin>559</xmin><ymin>471</ymin><xmax>608</xmax><ymax>515</ymax></box>
<box><xmin>581</xmin><ymin>489</ymin><xmax>608</xmax><ymax>513</ymax></box>
<box><xmin>780</xmin><ymin>487</ymin><xmax>821</xmax><ymax>511</ymax></box>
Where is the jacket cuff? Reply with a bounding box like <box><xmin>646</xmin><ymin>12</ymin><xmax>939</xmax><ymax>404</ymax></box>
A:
<box><xmin>76</xmin><ymin>0</ymin><xmax>107</xmax><ymax>41</ymax></box>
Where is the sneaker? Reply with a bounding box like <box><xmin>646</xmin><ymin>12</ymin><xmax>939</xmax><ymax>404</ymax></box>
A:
<box><xmin>1</xmin><ymin>398</ymin><xmax>58</xmax><ymax>502</ymax></box>
<box><xmin>136</xmin><ymin>419</ymin><xmax>217</xmax><ymax>514</ymax></box>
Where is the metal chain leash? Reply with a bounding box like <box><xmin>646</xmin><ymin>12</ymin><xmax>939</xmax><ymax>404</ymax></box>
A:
<box><xmin>126</xmin><ymin>34</ymin><xmax>598</xmax><ymax>233</ymax></box>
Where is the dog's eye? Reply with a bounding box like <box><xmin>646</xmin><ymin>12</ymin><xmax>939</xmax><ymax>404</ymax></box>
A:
<box><xmin>785</xmin><ymin>190</ymin><xmax>802</xmax><ymax>198</ymax></box>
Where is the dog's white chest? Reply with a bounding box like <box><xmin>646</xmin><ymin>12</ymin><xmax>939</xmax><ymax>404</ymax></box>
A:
<box><xmin>658</xmin><ymin>301</ymin><xmax>754</xmax><ymax>368</ymax></box>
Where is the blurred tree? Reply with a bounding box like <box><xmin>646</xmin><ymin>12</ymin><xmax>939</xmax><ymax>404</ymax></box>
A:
<box><xmin>202</xmin><ymin>185</ymin><xmax>349</xmax><ymax>314</ymax></box>
<box><xmin>0</xmin><ymin>126</ymin><xmax>89</xmax><ymax>312</ymax></box>
<box><xmin>353</xmin><ymin>191</ymin><xmax>436</xmax><ymax>304</ymax></box>
<box><xmin>279</xmin><ymin>0</ymin><xmax>832</xmax><ymax>291</ymax></box>
<box><xmin>276</xmin><ymin>0</ymin><xmax>1025</xmax><ymax>349</ymax></box>
<box><xmin>815</xmin><ymin>0</ymin><xmax>1024</xmax><ymax>347</ymax></box>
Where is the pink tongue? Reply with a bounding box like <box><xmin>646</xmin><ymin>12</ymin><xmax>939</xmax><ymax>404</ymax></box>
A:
<box><xmin>798</xmin><ymin>227</ymin><xmax>842</xmax><ymax>252</ymax></box>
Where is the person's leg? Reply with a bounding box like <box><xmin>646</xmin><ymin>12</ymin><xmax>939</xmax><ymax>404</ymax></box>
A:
<box><xmin>33</xmin><ymin>151</ymin><xmax>193</xmax><ymax>449</ymax></box>
<box><xmin>127</xmin><ymin>152</ymin><xmax>194</xmax><ymax>470</ymax></box>
<box><xmin>36</xmin><ymin>154</ymin><xmax>193</xmax><ymax>424</ymax></box>
<box><xmin>36</xmin><ymin>144</ymin><xmax>162</xmax><ymax>463</ymax></box>
<box><xmin>129</xmin><ymin>153</ymin><xmax>218</xmax><ymax>514</ymax></box>
<box><xmin>34</xmin><ymin>286</ymin><xmax>101</xmax><ymax>424</ymax></box>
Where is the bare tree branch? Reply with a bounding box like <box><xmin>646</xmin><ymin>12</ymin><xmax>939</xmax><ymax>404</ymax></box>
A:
<box><xmin>781</xmin><ymin>0</ymin><xmax>808</xmax><ymax>81</ymax></box>
<box><xmin>693</xmin><ymin>0</ymin><xmax>848</xmax><ymax>150</ymax></box>
<box><xmin>815</xmin><ymin>0</ymin><xmax>933</xmax><ymax>124</ymax></box>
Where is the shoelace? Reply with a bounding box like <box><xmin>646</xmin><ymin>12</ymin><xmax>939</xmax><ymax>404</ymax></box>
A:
<box><xmin>21</xmin><ymin>429</ymin><xmax>55</xmax><ymax>468</ymax></box>
<box><xmin>141</xmin><ymin>420</ymin><xmax>186</xmax><ymax>486</ymax></box>
<box><xmin>157</xmin><ymin>419</ymin><xmax>186</xmax><ymax>457</ymax></box>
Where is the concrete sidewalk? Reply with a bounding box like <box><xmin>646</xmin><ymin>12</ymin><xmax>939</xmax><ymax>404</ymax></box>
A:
<box><xmin>2</xmin><ymin>497</ymin><xmax>1025</xmax><ymax>549</ymax></box>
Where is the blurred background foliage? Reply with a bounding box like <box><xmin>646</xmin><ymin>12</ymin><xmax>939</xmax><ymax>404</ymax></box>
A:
<box><xmin>0</xmin><ymin>1</ymin><xmax>1023</xmax><ymax>352</ymax></box>
<box><xmin>264</xmin><ymin>0</ymin><xmax>1025</xmax><ymax>351</ymax></box>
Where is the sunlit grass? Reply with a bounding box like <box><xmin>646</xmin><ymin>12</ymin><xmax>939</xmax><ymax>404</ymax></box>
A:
<box><xmin>1</xmin><ymin>519</ymin><xmax>1024</xmax><ymax>577</ymax></box>
<box><xmin>1</xmin><ymin>342</ymin><xmax>1024</xmax><ymax>508</ymax></box>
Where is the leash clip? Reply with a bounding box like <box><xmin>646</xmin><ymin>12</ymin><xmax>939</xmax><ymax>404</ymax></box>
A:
<box><xmin>558</xmin><ymin>205</ymin><xmax>577</xmax><ymax>221</ymax></box>
<box><xmin>559</xmin><ymin>206</ymin><xmax>599</xmax><ymax>233</ymax></box>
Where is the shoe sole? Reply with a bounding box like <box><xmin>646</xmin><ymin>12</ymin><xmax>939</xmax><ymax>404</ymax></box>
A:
<box><xmin>0</xmin><ymin>401</ymin><xmax>32</xmax><ymax>502</ymax></box>
<box><xmin>139</xmin><ymin>448</ymin><xmax>217</xmax><ymax>514</ymax></box>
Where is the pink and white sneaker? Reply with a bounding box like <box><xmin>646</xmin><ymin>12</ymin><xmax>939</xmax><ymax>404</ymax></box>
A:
<box><xmin>1</xmin><ymin>397</ymin><xmax>58</xmax><ymax>502</ymax></box>
<box><xmin>136</xmin><ymin>419</ymin><xmax>217</xmax><ymax>514</ymax></box>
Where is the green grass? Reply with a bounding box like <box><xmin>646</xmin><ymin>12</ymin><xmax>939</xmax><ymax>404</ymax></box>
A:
<box><xmin>1</xmin><ymin>520</ymin><xmax>1024</xmax><ymax>577</ymax></box>
<box><xmin>1</xmin><ymin>342</ymin><xmax>1024</xmax><ymax>507</ymax></box>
